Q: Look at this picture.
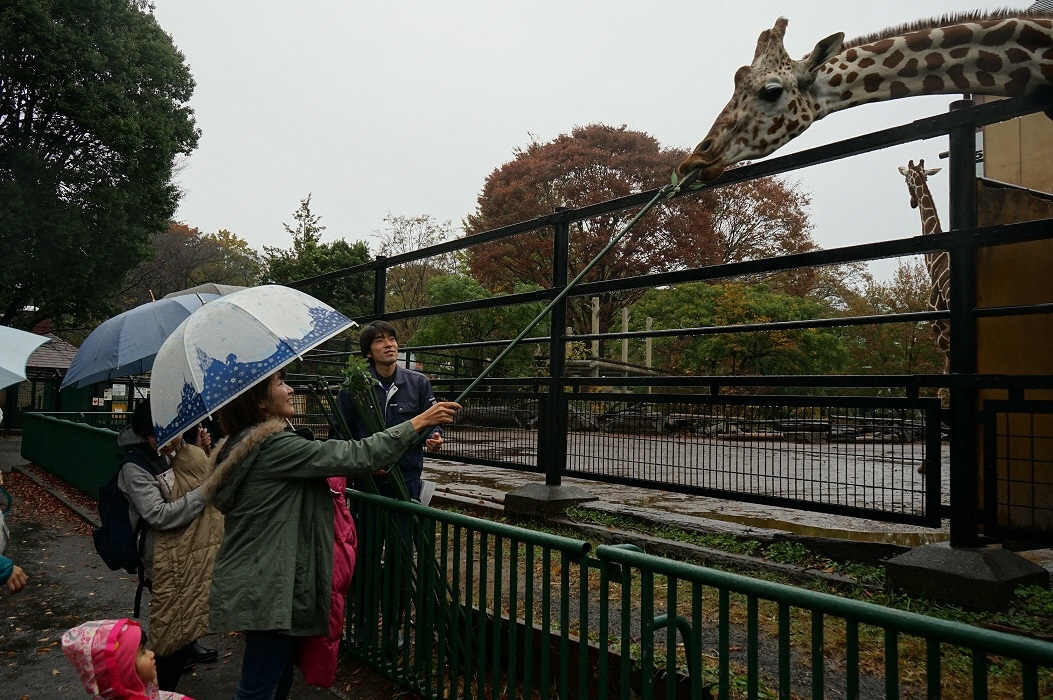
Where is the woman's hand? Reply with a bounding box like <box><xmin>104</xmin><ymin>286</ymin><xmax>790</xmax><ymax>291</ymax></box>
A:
<box><xmin>409</xmin><ymin>401</ymin><xmax>460</xmax><ymax>433</ymax></box>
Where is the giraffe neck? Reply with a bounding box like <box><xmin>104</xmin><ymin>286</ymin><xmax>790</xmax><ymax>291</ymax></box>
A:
<box><xmin>908</xmin><ymin>182</ymin><xmax>942</xmax><ymax>237</ymax></box>
<box><xmin>811</xmin><ymin>17</ymin><xmax>1053</xmax><ymax>120</ymax></box>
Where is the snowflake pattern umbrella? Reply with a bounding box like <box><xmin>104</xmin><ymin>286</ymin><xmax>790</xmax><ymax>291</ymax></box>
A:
<box><xmin>149</xmin><ymin>285</ymin><xmax>356</xmax><ymax>447</ymax></box>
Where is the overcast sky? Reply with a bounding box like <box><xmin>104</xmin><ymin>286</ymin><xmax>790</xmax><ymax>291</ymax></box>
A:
<box><xmin>150</xmin><ymin>1</ymin><xmax>983</xmax><ymax>278</ymax></box>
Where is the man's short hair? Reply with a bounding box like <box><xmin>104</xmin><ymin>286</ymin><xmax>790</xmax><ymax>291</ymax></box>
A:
<box><xmin>359</xmin><ymin>320</ymin><xmax>398</xmax><ymax>360</ymax></box>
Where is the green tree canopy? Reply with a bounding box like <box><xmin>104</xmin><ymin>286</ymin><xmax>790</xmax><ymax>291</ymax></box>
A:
<box><xmin>632</xmin><ymin>282</ymin><xmax>847</xmax><ymax>378</ymax></box>
<box><xmin>838</xmin><ymin>259</ymin><xmax>944</xmax><ymax>380</ymax></box>
<box><xmin>264</xmin><ymin>195</ymin><xmax>372</xmax><ymax>317</ymax></box>
<box><xmin>410</xmin><ymin>274</ymin><xmax>547</xmax><ymax>379</ymax></box>
<box><xmin>0</xmin><ymin>0</ymin><xmax>199</xmax><ymax>329</ymax></box>
<box><xmin>374</xmin><ymin>213</ymin><xmax>459</xmax><ymax>338</ymax></box>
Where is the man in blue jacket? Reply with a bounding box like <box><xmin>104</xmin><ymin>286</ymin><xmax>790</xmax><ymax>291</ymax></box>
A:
<box><xmin>335</xmin><ymin>320</ymin><xmax>443</xmax><ymax>501</ymax></box>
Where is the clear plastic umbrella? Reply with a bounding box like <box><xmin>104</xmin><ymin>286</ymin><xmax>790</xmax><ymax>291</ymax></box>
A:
<box><xmin>149</xmin><ymin>285</ymin><xmax>356</xmax><ymax>446</ymax></box>
<box><xmin>0</xmin><ymin>326</ymin><xmax>51</xmax><ymax>390</ymax></box>
<box><xmin>60</xmin><ymin>294</ymin><xmax>218</xmax><ymax>389</ymax></box>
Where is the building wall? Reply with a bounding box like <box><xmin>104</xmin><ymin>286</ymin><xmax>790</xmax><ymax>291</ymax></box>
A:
<box><xmin>980</xmin><ymin>96</ymin><xmax>1053</xmax><ymax>192</ymax></box>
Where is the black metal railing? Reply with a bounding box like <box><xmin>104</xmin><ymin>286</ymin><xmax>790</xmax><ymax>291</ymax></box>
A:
<box><xmin>289</xmin><ymin>92</ymin><xmax>1053</xmax><ymax>545</ymax></box>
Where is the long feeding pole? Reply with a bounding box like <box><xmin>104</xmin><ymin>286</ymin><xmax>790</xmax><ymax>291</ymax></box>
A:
<box><xmin>449</xmin><ymin>170</ymin><xmax>701</xmax><ymax>405</ymax></box>
<box><xmin>402</xmin><ymin>169</ymin><xmax>702</xmax><ymax>453</ymax></box>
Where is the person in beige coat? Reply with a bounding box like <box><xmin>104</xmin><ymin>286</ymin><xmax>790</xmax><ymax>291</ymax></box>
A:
<box><xmin>149</xmin><ymin>441</ymin><xmax>224</xmax><ymax>668</ymax></box>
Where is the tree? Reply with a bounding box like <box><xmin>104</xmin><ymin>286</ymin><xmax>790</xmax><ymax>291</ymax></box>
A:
<box><xmin>374</xmin><ymin>213</ymin><xmax>458</xmax><ymax>337</ymax></box>
<box><xmin>709</xmin><ymin>176</ymin><xmax>818</xmax><ymax>295</ymax></box>
<box><xmin>410</xmin><ymin>274</ymin><xmax>547</xmax><ymax>379</ymax></box>
<box><xmin>117</xmin><ymin>224</ymin><xmax>262</xmax><ymax>307</ymax></box>
<box><xmin>264</xmin><ymin>195</ymin><xmax>372</xmax><ymax>317</ymax></box>
<box><xmin>462</xmin><ymin>124</ymin><xmax>816</xmax><ymax>341</ymax></box>
<box><xmin>631</xmin><ymin>282</ymin><xmax>847</xmax><ymax>378</ymax></box>
<box><xmin>0</xmin><ymin>0</ymin><xmax>199</xmax><ymax>329</ymax></box>
<box><xmin>838</xmin><ymin>260</ymin><xmax>944</xmax><ymax>381</ymax></box>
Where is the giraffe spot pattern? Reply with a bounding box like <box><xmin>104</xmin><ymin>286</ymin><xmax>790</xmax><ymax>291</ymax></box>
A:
<box><xmin>976</xmin><ymin>71</ymin><xmax>996</xmax><ymax>88</ymax></box>
<box><xmin>846</xmin><ymin>71</ymin><xmax>859</xmax><ymax>83</ymax></box>
<box><xmin>767</xmin><ymin>116</ymin><xmax>785</xmax><ymax>135</ymax></box>
<box><xmin>1005</xmin><ymin>67</ymin><xmax>1032</xmax><ymax>95</ymax></box>
<box><xmin>980</xmin><ymin>21</ymin><xmax>1017</xmax><ymax>47</ymax></box>
<box><xmin>897</xmin><ymin>57</ymin><xmax>920</xmax><ymax>78</ymax></box>
<box><xmin>1020</xmin><ymin>24</ymin><xmax>1053</xmax><ymax>51</ymax></box>
<box><xmin>922</xmin><ymin>74</ymin><xmax>945</xmax><ymax>93</ymax></box>
<box><xmin>829</xmin><ymin>73</ymin><xmax>843</xmax><ymax>87</ymax></box>
<box><xmin>925</xmin><ymin>52</ymin><xmax>945</xmax><ymax>70</ymax></box>
<box><xmin>948</xmin><ymin>47</ymin><xmax>970</xmax><ymax>60</ymax></box>
<box><xmin>882</xmin><ymin>50</ymin><xmax>905</xmax><ymax>69</ymax></box>
<box><xmin>1005</xmin><ymin>47</ymin><xmax>1031</xmax><ymax>64</ymax></box>
<box><xmin>976</xmin><ymin>50</ymin><xmax>1003</xmax><ymax>73</ymax></box>
<box><xmin>863</xmin><ymin>73</ymin><xmax>883</xmax><ymax>93</ymax></box>
<box><xmin>946</xmin><ymin>64</ymin><xmax>970</xmax><ymax>90</ymax></box>
<box><xmin>858</xmin><ymin>57</ymin><xmax>875</xmax><ymax>69</ymax></box>
<box><xmin>939</xmin><ymin>25</ymin><xmax>975</xmax><ymax>49</ymax></box>
<box><xmin>1041</xmin><ymin>63</ymin><xmax>1053</xmax><ymax>83</ymax></box>
<box><xmin>889</xmin><ymin>80</ymin><xmax>910</xmax><ymax>98</ymax></box>
<box><xmin>904</xmin><ymin>30</ymin><xmax>933</xmax><ymax>52</ymax></box>
<box><xmin>869</xmin><ymin>39</ymin><xmax>895</xmax><ymax>55</ymax></box>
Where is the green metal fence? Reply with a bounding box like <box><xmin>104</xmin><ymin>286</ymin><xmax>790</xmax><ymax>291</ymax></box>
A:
<box><xmin>348</xmin><ymin>491</ymin><xmax>1053</xmax><ymax>699</ymax></box>
<box><xmin>20</xmin><ymin>412</ymin><xmax>122</xmax><ymax>497</ymax></box>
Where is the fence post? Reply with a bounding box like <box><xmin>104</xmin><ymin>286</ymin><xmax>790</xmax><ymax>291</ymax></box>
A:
<box><xmin>539</xmin><ymin>216</ymin><xmax>570</xmax><ymax>486</ymax></box>
<box><xmin>947</xmin><ymin>99</ymin><xmax>980</xmax><ymax>548</ymax></box>
<box><xmin>373</xmin><ymin>255</ymin><xmax>387</xmax><ymax>317</ymax></box>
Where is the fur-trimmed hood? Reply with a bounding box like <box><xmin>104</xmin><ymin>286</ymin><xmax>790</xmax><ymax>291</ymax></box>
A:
<box><xmin>206</xmin><ymin>418</ymin><xmax>288</xmax><ymax>514</ymax></box>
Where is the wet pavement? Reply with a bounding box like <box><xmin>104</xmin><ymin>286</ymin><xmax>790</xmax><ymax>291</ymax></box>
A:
<box><xmin>423</xmin><ymin>452</ymin><xmax>952</xmax><ymax>548</ymax></box>
<box><xmin>0</xmin><ymin>435</ymin><xmax>402</xmax><ymax>700</ymax></box>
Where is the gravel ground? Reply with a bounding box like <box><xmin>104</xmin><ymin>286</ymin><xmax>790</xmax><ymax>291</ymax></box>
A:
<box><xmin>0</xmin><ymin>452</ymin><xmax>409</xmax><ymax>700</ymax></box>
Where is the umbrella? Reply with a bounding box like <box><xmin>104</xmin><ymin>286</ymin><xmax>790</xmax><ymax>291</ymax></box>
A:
<box><xmin>150</xmin><ymin>285</ymin><xmax>356</xmax><ymax>446</ymax></box>
<box><xmin>0</xmin><ymin>326</ymin><xmax>51</xmax><ymax>390</ymax></box>
<box><xmin>162</xmin><ymin>283</ymin><xmax>246</xmax><ymax>299</ymax></box>
<box><xmin>60</xmin><ymin>294</ymin><xmax>219</xmax><ymax>389</ymax></box>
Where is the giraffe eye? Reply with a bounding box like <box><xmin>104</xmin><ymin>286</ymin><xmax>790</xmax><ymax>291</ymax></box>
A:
<box><xmin>759</xmin><ymin>83</ymin><xmax>783</xmax><ymax>102</ymax></box>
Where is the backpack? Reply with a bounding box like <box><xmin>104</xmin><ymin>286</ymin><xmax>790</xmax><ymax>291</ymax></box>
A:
<box><xmin>92</xmin><ymin>449</ymin><xmax>156</xmax><ymax>575</ymax></box>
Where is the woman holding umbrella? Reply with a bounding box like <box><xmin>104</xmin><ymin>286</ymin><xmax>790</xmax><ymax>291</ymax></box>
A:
<box><xmin>207</xmin><ymin>368</ymin><xmax>458</xmax><ymax>700</ymax></box>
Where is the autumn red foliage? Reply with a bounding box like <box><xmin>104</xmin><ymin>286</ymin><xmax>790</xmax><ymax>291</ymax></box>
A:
<box><xmin>462</xmin><ymin>124</ymin><xmax>816</xmax><ymax>333</ymax></box>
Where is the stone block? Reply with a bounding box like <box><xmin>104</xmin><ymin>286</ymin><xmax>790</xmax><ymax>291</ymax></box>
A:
<box><xmin>885</xmin><ymin>543</ymin><xmax>1050</xmax><ymax>610</ymax></box>
<box><xmin>504</xmin><ymin>483</ymin><xmax>597</xmax><ymax>519</ymax></box>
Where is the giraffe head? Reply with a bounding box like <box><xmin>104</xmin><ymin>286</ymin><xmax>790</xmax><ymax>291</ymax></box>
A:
<box><xmin>677</xmin><ymin>18</ymin><xmax>843</xmax><ymax>181</ymax></box>
<box><xmin>898</xmin><ymin>159</ymin><xmax>941</xmax><ymax>209</ymax></box>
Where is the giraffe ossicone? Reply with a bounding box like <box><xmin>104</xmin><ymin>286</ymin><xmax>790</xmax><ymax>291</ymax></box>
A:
<box><xmin>678</xmin><ymin>12</ymin><xmax>1053</xmax><ymax>180</ymax></box>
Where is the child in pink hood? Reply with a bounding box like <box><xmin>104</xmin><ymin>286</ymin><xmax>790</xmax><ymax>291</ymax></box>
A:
<box><xmin>295</xmin><ymin>476</ymin><xmax>357</xmax><ymax>687</ymax></box>
<box><xmin>62</xmin><ymin>619</ymin><xmax>192</xmax><ymax>700</ymax></box>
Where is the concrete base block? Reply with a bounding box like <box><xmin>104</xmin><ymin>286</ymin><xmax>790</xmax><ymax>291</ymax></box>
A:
<box><xmin>504</xmin><ymin>483</ymin><xmax>597</xmax><ymax>519</ymax></box>
<box><xmin>885</xmin><ymin>542</ymin><xmax>1050</xmax><ymax>610</ymax></box>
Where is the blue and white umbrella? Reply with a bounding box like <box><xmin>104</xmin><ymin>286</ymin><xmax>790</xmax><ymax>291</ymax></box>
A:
<box><xmin>0</xmin><ymin>326</ymin><xmax>51</xmax><ymax>390</ymax></box>
<box><xmin>149</xmin><ymin>285</ymin><xmax>356</xmax><ymax>446</ymax></box>
<box><xmin>60</xmin><ymin>294</ymin><xmax>219</xmax><ymax>390</ymax></box>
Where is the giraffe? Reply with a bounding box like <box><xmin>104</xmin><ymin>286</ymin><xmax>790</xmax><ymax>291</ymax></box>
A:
<box><xmin>899</xmin><ymin>159</ymin><xmax>950</xmax><ymax>409</ymax></box>
<box><xmin>677</xmin><ymin>12</ymin><xmax>1053</xmax><ymax>180</ymax></box>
